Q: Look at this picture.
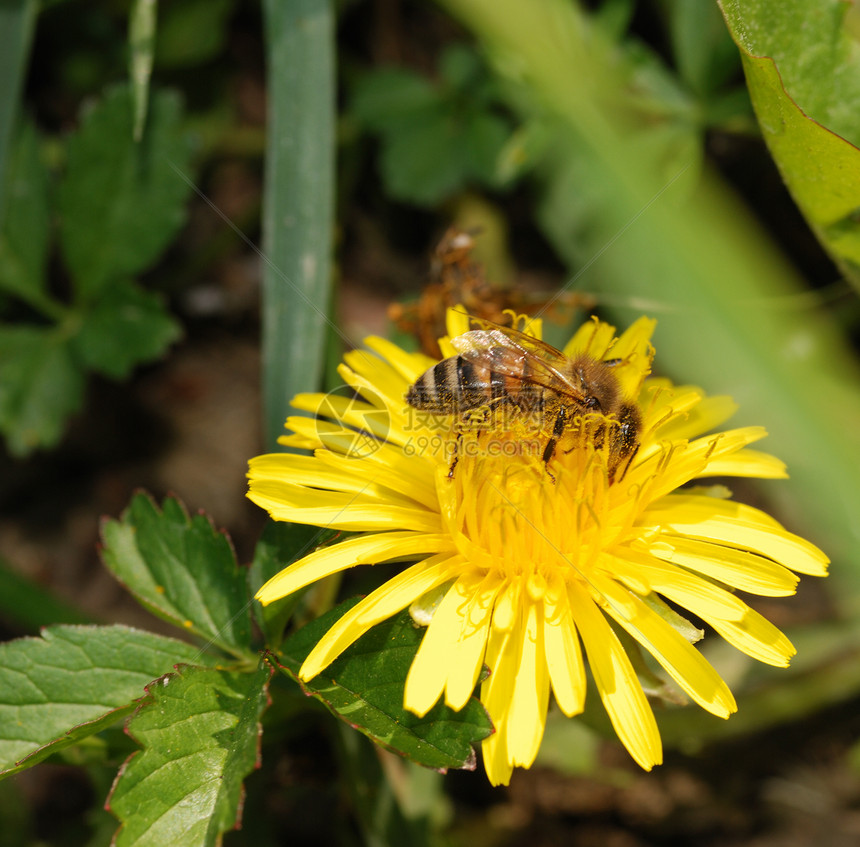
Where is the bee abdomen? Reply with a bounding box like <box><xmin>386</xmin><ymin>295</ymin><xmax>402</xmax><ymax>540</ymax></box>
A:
<box><xmin>407</xmin><ymin>357</ymin><xmax>489</xmax><ymax>413</ymax></box>
<box><xmin>407</xmin><ymin>359</ymin><xmax>457</xmax><ymax>411</ymax></box>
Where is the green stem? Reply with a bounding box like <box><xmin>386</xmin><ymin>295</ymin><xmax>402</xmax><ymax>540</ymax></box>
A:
<box><xmin>21</xmin><ymin>289</ymin><xmax>69</xmax><ymax>323</ymax></box>
<box><xmin>261</xmin><ymin>0</ymin><xmax>336</xmax><ymax>451</ymax></box>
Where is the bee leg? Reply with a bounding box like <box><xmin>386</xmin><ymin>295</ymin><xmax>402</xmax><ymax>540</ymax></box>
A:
<box><xmin>609</xmin><ymin>443</ymin><xmax>639</xmax><ymax>483</ymax></box>
<box><xmin>542</xmin><ymin>406</ymin><xmax>567</xmax><ymax>482</ymax></box>
<box><xmin>447</xmin><ymin>431</ymin><xmax>463</xmax><ymax>479</ymax></box>
<box><xmin>608</xmin><ymin>405</ymin><xmax>641</xmax><ymax>482</ymax></box>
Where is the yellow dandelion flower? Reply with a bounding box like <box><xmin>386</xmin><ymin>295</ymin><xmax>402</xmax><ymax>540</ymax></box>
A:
<box><xmin>248</xmin><ymin>309</ymin><xmax>828</xmax><ymax>786</ymax></box>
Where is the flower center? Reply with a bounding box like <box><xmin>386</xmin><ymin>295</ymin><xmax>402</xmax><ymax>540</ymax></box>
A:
<box><xmin>437</xmin><ymin>428</ymin><xmax>635</xmax><ymax>585</ymax></box>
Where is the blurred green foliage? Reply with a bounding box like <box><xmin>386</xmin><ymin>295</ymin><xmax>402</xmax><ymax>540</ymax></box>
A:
<box><xmin>0</xmin><ymin>85</ymin><xmax>188</xmax><ymax>455</ymax></box>
<box><xmin>2</xmin><ymin>0</ymin><xmax>860</xmax><ymax>845</ymax></box>
<box><xmin>350</xmin><ymin>44</ymin><xmax>515</xmax><ymax>204</ymax></box>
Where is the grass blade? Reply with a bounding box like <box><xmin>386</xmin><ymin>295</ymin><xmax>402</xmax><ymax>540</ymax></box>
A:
<box><xmin>261</xmin><ymin>0</ymin><xmax>336</xmax><ymax>449</ymax></box>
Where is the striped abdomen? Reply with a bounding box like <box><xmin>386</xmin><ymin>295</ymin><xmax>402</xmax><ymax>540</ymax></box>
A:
<box><xmin>406</xmin><ymin>352</ymin><xmax>539</xmax><ymax>416</ymax></box>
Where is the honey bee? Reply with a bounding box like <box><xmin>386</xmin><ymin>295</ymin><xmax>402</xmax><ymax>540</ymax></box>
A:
<box><xmin>406</xmin><ymin>319</ymin><xmax>641</xmax><ymax>480</ymax></box>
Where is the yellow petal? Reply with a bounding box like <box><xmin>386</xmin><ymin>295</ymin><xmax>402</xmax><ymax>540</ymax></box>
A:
<box><xmin>491</xmin><ymin>578</ymin><xmax>520</xmax><ymax>633</ymax></box>
<box><xmin>445</xmin><ymin>575</ymin><xmax>503</xmax><ymax>710</ymax></box>
<box><xmin>365</xmin><ymin>335</ymin><xmax>434</xmax><ymax>383</ymax></box>
<box><xmin>277</xmin><ymin>432</ymin><xmax>322</xmax><ymax>450</ymax></box>
<box><xmin>646</xmin><ymin>537</ymin><xmax>799</xmax><ymax>597</ymax></box>
<box><xmin>567</xmin><ymin>581</ymin><xmax>662</xmax><ymax>770</ymax></box>
<box><xmin>248</xmin><ymin>480</ymin><xmax>443</xmax><ymax>533</ymax></box>
<box><xmin>291</xmin><ymin>391</ymin><xmax>379</xmax><ymax>424</ymax></box>
<box><xmin>643</xmin><ymin>495</ymin><xmax>829</xmax><ymax>576</ymax></box>
<box><xmin>279</xmin><ymin>415</ymin><xmax>327</xmax><ymax>446</ymax></box>
<box><xmin>644</xmin><ymin>389</ymin><xmax>737</xmax><ymax>441</ymax></box>
<box><xmin>605</xmin><ymin>316</ymin><xmax>656</xmax><ymax>399</ymax></box>
<box><xmin>480</xmin><ymin>618</ymin><xmax>520</xmax><ymax>786</ymax></box>
<box><xmin>249</xmin><ymin>452</ymin><xmax>427</xmax><ymax>509</ymax></box>
<box><xmin>506</xmin><ymin>602</ymin><xmax>550</xmax><ymax>768</ymax></box>
<box><xmin>542</xmin><ymin>576</ymin><xmax>586</xmax><ymax>717</ymax></box>
<box><xmin>611</xmin><ymin>553</ymin><xmax>795</xmax><ymax>665</ymax></box>
<box><xmin>341</xmin><ymin>349</ymin><xmax>408</xmax><ymax>402</ymax></box>
<box><xmin>445</xmin><ymin>306</ymin><xmax>473</xmax><ymax>340</ymax></box>
<box><xmin>592</xmin><ymin>573</ymin><xmax>736</xmax><ymax>718</ymax></box>
<box><xmin>404</xmin><ymin>574</ymin><xmax>477</xmax><ymax>717</ymax></box>
<box><xmin>611</xmin><ymin>553</ymin><xmax>750</xmax><ymax>621</ymax></box>
<box><xmin>563</xmin><ymin>317</ymin><xmax>616</xmax><ymax>359</ymax></box>
<box><xmin>255</xmin><ymin>531</ymin><xmax>455</xmax><ymax>605</ymax></box>
<box><xmin>300</xmin><ymin>554</ymin><xmax>459</xmax><ymax>680</ymax></box>
<box><xmin>708</xmin><ymin>607</ymin><xmax>796</xmax><ymax>667</ymax></box>
<box><xmin>698</xmin><ymin>448</ymin><xmax>787</xmax><ymax>479</ymax></box>
<box><xmin>314</xmin><ymin>450</ymin><xmax>438</xmax><ymax>511</ymax></box>
<box><xmin>640</xmin><ymin>428</ymin><xmax>770</xmax><ymax>502</ymax></box>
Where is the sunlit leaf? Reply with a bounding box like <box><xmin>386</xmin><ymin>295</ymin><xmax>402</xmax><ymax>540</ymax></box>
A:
<box><xmin>720</xmin><ymin>0</ymin><xmax>860</xmax><ymax>283</ymax></box>
<box><xmin>101</xmin><ymin>493</ymin><xmax>252</xmax><ymax>657</ymax></box>
<box><xmin>108</xmin><ymin>661</ymin><xmax>271</xmax><ymax>847</ymax></box>
<box><xmin>0</xmin><ymin>625</ymin><xmax>214</xmax><ymax>778</ymax></box>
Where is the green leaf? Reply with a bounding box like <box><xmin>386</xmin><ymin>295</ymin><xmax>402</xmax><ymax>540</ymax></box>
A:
<box><xmin>351</xmin><ymin>68</ymin><xmax>440</xmax><ymax>132</ymax></box>
<box><xmin>721</xmin><ymin>0</ymin><xmax>860</xmax><ymax>138</ymax></box>
<box><xmin>664</xmin><ymin>0</ymin><xmax>741</xmax><ymax>97</ymax></box>
<box><xmin>352</xmin><ymin>59</ymin><xmax>513</xmax><ymax>205</ymax></box>
<box><xmin>439</xmin><ymin>43</ymin><xmax>483</xmax><ymax>90</ymax></box>
<box><xmin>107</xmin><ymin>661</ymin><xmax>271</xmax><ymax>847</ymax></box>
<box><xmin>0</xmin><ymin>326</ymin><xmax>85</xmax><ymax>456</ymax></box>
<box><xmin>0</xmin><ymin>121</ymin><xmax>51</xmax><ymax>303</ymax></box>
<box><xmin>71</xmin><ymin>279</ymin><xmax>181</xmax><ymax>379</ymax></box>
<box><xmin>58</xmin><ymin>84</ymin><xmax>192</xmax><ymax>299</ymax></box>
<box><xmin>0</xmin><ymin>625</ymin><xmax>214</xmax><ymax>778</ymax></box>
<box><xmin>378</xmin><ymin>113</ymin><xmax>470</xmax><ymax>204</ymax></box>
<box><xmin>277</xmin><ymin>603</ymin><xmax>493</xmax><ymax>772</ymax></box>
<box><xmin>101</xmin><ymin>493</ymin><xmax>253</xmax><ymax>657</ymax></box>
<box><xmin>247</xmin><ymin>521</ymin><xmax>340</xmax><ymax>648</ymax></box>
<box><xmin>719</xmin><ymin>0</ymin><xmax>860</xmax><ymax>283</ymax></box>
<box><xmin>462</xmin><ymin>111</ymin><xmax>511</xmax><ymax>186</ymax></box>
<box><xmin>155</xmin><ymin>0</ymin><xmax>234</xmax><ymax>69</ymax></box>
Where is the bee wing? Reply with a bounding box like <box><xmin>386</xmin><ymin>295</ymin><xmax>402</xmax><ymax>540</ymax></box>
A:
<box><xmin>450</xmin><ymin>325</ymin><xmax>585</xmax><ymax>399</ymax></box>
